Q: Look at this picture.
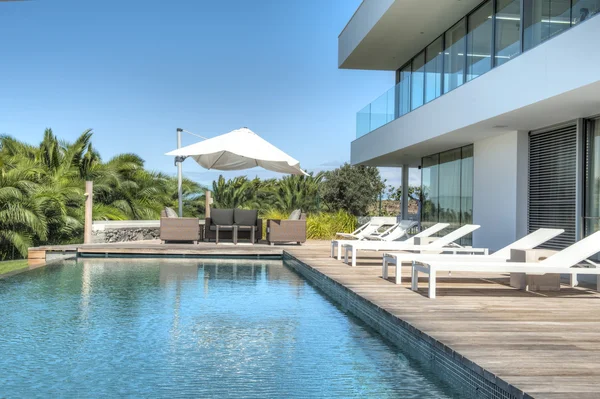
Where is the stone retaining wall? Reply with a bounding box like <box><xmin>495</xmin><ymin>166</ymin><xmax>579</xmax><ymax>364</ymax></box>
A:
<box><xmin>92</xmin><ymin>227</ymin><xmax>160</xmax><ymax>243</ymax></box>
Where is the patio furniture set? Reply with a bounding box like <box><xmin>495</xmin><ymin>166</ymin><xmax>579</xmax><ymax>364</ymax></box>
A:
<box><xmin>329</xmin><ymin>219</ymin><xmax>600</xmax><ymax>299</ymax></box>
<box><xmin>159</xmin><ymin>207</ymin><xmax>306</xmax><ymax>245</ymax></box>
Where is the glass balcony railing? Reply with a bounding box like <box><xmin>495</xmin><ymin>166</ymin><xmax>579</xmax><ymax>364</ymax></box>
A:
<box><xmin>356</xmin><ymin>85</ymin><xmax>397</xmax><ymax>138</ymax></box>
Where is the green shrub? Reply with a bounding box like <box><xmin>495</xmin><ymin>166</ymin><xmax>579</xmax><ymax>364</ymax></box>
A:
<box><xmin>259</xmin><ymin>210</ymin><xmax>356</xmax><ymax>241</ymax></box>
<box><xmin>306</xmin><ymin>210</ymin><xmax>356</xmax><ymax>240</ymax></box>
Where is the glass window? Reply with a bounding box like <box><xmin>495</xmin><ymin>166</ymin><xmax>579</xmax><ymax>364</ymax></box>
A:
<box><xmin>524</xmin><ymin>0</ymin><xmax>572</xmax><ymax>51</ymax></box>
<box><xmin>424</xmin><ymin>37</ymin><xmax>444</xmax><ymax>103</ymax></box>
<box><xmin>397</xmin><ymin>63</ymin><xmax>411</xmax><ymax>117</ymax></box>
<box><xmin>460</xmin><ymin>145</ymin><xmax>474</xmax><ymax>229</ymax></box>
<box><xmin>438</xmin><ymin>148</ymin><xmax>462</xmax><ymax>228</ymax></box>
<box><xmin>421</xmin><ymin>154</ymin><xmax>440</xmax><ymax>229</ymax></box>
<box><xmin>467</xmin><ymin>1</ymin><xmax>493</xmax><ymax>81</ymax></box>
<box><xmin>495</xmin><ymin>0</ymin><xmax>522</xmax><ymax>66</ymax></box>
<box><xmin>421</xmin><ymin>145</ymin><xmax>474</xmax><ymax>238</ymax></box>
<box><xmin>444</xmin><ymin>19</ymin><xmax>466</xmax><ymax>94</ymax></box>
<box><xmin>585</xmin><ymin>119</ymin><xmax>600</xmax><ymax>237</ymax></box>
<box><xmin>411</xmin><ymin>51</ymin><xmax>425</xmax><ymax>110</ymax></box>
<box><xmin>572</xmin><ymin>0</ymin><xmax>600</xmax><ymax>24</ymax></box>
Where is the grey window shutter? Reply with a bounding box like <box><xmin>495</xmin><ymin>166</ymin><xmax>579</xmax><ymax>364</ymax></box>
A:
<box><xmin>528</xmin><ymin>125</ymin><xmax>577</xmax><ymax>249</ymax></box>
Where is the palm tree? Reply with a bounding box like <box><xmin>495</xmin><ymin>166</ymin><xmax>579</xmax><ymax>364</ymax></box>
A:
<box><xmin>271</xmin><ymin>172</ymin><xmax>324</xmax><ymax>213</ymax></box>
<box><xmin>0</xmin><ymin>163</ymin><xmax>48</xmax><ymax>258</ymax></box>
<box><xmin>212</xmin><ymin>175</ymin><xmax>256</xmax><ymax>209</ymax></box>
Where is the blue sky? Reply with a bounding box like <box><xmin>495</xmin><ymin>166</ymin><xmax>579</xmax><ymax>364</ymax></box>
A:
<box><xmin>0</xmin><ymin>0</ymin><xmax>416</xmax><ymax>187</ymax></box>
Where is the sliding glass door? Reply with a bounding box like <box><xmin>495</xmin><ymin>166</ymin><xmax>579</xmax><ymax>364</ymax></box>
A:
<box><xmin>585</xmin><ymin>119</ymin><xmax>600</xmax><ymax>237</ymax></box>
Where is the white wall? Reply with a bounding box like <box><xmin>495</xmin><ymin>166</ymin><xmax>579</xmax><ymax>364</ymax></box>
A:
<box><xmin>473</xmin><ymin>131</ymin><xmax>528</xmax><ymax>251</ymax></box>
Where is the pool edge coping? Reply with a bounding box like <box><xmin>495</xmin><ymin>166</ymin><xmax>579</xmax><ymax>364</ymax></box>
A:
<box><xmin>282</xmin><ymin>250</ymin><xmax>533</xmax><ymax>399</ymax></box>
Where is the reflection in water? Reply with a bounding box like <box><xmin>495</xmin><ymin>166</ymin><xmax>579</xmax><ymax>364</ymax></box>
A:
<box><xmin>0</xmin><ymin>259</ymin><xmax>458</xmax><ymax>399</ymax></box>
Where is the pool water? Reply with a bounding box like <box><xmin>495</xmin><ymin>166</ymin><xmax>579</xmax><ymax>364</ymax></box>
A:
<box><xmin>0</xmin><ymin>259</ymin><xmax>458</xmax><ymax>398</ymax></box>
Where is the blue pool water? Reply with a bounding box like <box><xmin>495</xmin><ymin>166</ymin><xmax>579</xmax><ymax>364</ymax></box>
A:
<box><xmin>0</xmin><ymin>259</ymin><xmax>458</xmax><ymax>398</ymax></box>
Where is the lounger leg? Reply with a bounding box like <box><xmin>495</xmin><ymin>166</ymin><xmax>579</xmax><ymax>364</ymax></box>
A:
<box><xmin>343</xmin><ymin>246</ymin><xmax>348</xmax><ymax>264</ymax></box>
<box><xmin>352</xmin><ymin>247</ymin><xmax>357</xmax><ymax>267</ymax></box>
<box><xmin>571</xmin><ymin>274</ymin><xmax>579</xmax><ymax>287</ymax></box>
<box><xmin>382</xmin><ymin>258</ymin><xmax>388</xmax><ymax>279</ymax></box>
<box><xmin>429</xmin><ymin>269</ymin><xmax>436</xmax><ymax>299</ymax></box>
<box><xmin>411</xmin><ymin>266</ymin><xmax>418</xmax><ymax>291</ymax></box>
<box><xmin>597</xmin><ymin>275</ymin><xmax>600</xmax><ymax>291</ymax></box>
<box><xmin>395</xmin><ymin>261</ymin><xmax>402</xmax><ymax>285</ymax></box>
<box><xmin>330</xmin><ymin>242</ymin><xmax>335</xmax><ymax>258</ymax></box>
<box><xmin>337</xmin><ymin>243</ymin><xmax>343</xmax><ymax>261</ymax></box>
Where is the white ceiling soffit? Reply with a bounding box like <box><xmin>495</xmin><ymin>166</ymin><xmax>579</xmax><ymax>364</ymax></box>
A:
<box><xmin>339</xmin><ymin>0</ymin><xmax>484</xmax><ymax>71</ymax></box>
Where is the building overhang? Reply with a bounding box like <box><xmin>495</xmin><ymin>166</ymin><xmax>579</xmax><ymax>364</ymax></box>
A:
<box><xmin>339</xmin><ymin>0</ymin><xmax>483</xmax><ymax>71</ymax></box>
<box><xmin>350</xmin><ymin>16</ymin><xmax>600</xmax><ymax>165</ymax></box>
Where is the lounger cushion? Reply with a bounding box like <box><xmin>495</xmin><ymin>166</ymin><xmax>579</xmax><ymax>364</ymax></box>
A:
<box><xmin>234</xmin><ymin>209</ymin><xmax>258</xmax><ymax>226</ymax></box>
<box><xmin>211</xmin><ymin>209</ymin><xmax>234</xmax><ymax>226</ymax></box>
<box><xmin>164</xmin><ymin>207</ymin><xmax>178</xmax><ymax>218</ymax></box>
<box><xmin>289</xmin><ymin>209</ymin><xmax>302</xmax><ymax>220</ymax></box>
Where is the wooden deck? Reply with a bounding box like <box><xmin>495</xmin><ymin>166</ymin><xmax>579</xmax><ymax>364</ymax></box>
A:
<box><xmin>26</xmin><ymin>240</ymin><xmax>600</xmax><ymax>398</ymax></box>
<box><xmin>284</xmin><ymin>243</ymin><xmax>600</xmax><ymax>399</ymax></box>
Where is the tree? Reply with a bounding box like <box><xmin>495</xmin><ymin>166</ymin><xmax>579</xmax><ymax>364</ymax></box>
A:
<box><xmin>321</xmin><ymin>163</ymin><xmax>386</xmax><ymax>216</ymax></box>
<box><xmin>211</xmin><ymin>176</ymin><xmax>256</xmax><ymax>209</ymax></box>
<box><xmin>0</xmin><ymin>129</ymin><xmax>205</xmax><ymax>258</ymax></box>
<box><xmin>386</xmin><ymin>185</ymin><xmax>421</xmax><ymax>202</ymax></box>
<box><xmin>270</xmin><ymin>173</ymin><xmax>324</xmax><ymax>213</ymax></box>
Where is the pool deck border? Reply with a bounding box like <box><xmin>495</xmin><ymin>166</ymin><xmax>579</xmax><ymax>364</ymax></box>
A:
<box><xmin>282</xmin><ymin>250</ymin><xmax>527</xmax><ymax>399</ymax></box>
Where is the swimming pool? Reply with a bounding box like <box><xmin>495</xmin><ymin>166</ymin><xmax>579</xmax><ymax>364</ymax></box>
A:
<box><xmin>0</xmin><ymin>259</ymin><xmax>458</xmax><ymax>398</ymax></box>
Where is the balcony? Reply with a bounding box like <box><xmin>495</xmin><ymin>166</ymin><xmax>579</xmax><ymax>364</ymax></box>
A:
<box><xmin>354</xmin><ymin>0</ymin><xmax>600</xmax><ymax>138</ymax></box>
<box><xmin>356</xmin><ymin>85</ymin><xmax>397</xmax><ymax>138</ymax></box>
<box><xmin>350</xmin><ymin>13</ymin><xmax>600</xmax><ymax>166</ymax></box>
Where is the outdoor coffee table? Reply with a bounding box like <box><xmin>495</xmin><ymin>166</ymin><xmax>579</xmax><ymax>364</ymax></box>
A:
<box><xmin>215</xmin><ymin>225</ymin><xmax>237</xmax><ymax>244</ymax></box>
<box><xmin>236</xmin><ymin>225</ymin><xmax>256</xmax><ymax>245</ymax></box>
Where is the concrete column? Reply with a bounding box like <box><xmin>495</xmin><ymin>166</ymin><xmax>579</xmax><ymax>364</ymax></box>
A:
<box><xmin>84</xmin><ymin>181</ymin><xmax>93</xmax><ymax>244</ymax></box>
<box><xmin>401</xmin><ymin>165</ymin><xmax>409</xmax><ymax>219</ymax></box>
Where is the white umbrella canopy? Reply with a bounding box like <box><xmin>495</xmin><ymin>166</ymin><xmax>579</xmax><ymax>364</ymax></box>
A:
<box><xmin>166</xmin><ymin>127</ymin><xmax>308</xmax><ymax>176</ymax></box>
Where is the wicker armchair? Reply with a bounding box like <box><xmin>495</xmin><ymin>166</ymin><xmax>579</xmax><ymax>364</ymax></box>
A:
<box><xmin>267</xmin><ymin>213</ymin><xmax>306</xmax><ymax>245</ymax></box>
<box><xmin>160</xmin><ymin>217</ymin><xmax>200</xmax><ymax>244</ymax></box>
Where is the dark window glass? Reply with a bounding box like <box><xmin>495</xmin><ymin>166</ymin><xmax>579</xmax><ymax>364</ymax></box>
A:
<box><xmin>438</xmin><ymin>148</ymin><xmax>463</xmax><ymax>228</ymax></box>
<box><xmin>425</xmin><ymin>37</ymin><xmax>444</xmax><ymax>103</ymax></box>
<box><xmin>467</xmin><ymin>1</ymin><xmax>493</xmax><ymax>81</ymax></box>
<box><xmin>444</xmin><ymin>19</ymin><xmax>466</xmax><ymax>93</ymax></box>
<box><xmin>421</xmin><ymin>154</ymin><xmax>440</xmax><ymax>229</ymax></box>
<box><xmin>411</xmin><ymin>51</ymin><xmax>426</xmax><ymax>110</ymax></box>
<box><xmin>572</xmin><ymin>0</ymin><xmax>600</xmax><ymax>25</ymax></box>
<box><xmin>496</xmin><ymin>0</ymin><xmax>522</xmax><ymax>66</ymax></box>
<box><xmin>524</xmin><ymin>0</ymin><xmax>572</xmax><ymax>51</ymax></box>
<box><xmin>585</xmin><ymin>119</ymin><xmax>600</xmax><ymax>237</ymax></box>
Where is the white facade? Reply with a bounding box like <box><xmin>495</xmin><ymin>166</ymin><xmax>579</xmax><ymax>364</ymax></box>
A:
<box><xmin>341</xmin><ymin>0</ymin><xmax>600</xmax><ymax>250</ymax></box>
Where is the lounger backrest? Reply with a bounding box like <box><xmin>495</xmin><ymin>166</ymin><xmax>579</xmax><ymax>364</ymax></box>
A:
<box><xmin>381</xmin><ymin>220</ymin><xmax>418</xmax><ymax>241</ymax></box>
<box><xmin>540</xmin><ymin>230</ymin><xmax>600</xmax><ymax>267</ymax></box>
<box><xmin>493</xmin><ymin>228</ymin><xmax>564</xmax><ymax>259</ymax></box>
<box><xmin>427</xmin><ymin>224</ymin><xmax>480</xmax><ymax>248</ymax></box>
<box><xmin>357</xmin><ymin>223</ymin><xmax>382</xmax><ymax>238</ymax></box>
<box><xmin>414</xmin><ymin>223</ymin><xmax>450</xmax><ymax>238</ymax></box>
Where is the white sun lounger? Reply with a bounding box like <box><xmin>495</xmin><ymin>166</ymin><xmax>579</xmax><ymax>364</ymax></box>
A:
<box><xmin>411</xmin><ymin>230</ymin><xmax>600</xmax><ymax>299</ymax></box>
<box><xmin>341</xmin><ymin>223</ymin><xmax>478</xmax><ymax>267</ymax></box>
<box><xmin>335</xmin><ymin>217</ymin><xmax>390</xmax><ymax>240</ymax></box>
<box><xmin>382</xmin><ymin>228</ymin><xmax>564</xmax><ymax>284</ymax></box>
<box><xmin>330</xmin><ymin>219</ymin><xmax>420</xmax><ymax>260</ymax></box>
<box><xmin>362</xmin><ymin>220</ymin><xmax>418</xmax><ymax>241</ymax></box>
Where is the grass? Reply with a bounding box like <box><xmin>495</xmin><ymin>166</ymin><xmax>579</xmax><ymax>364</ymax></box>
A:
<box><xmin>0</xmin><ymin>259</ymin><xmax>29</xmax><ymax>275</ymax></box>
